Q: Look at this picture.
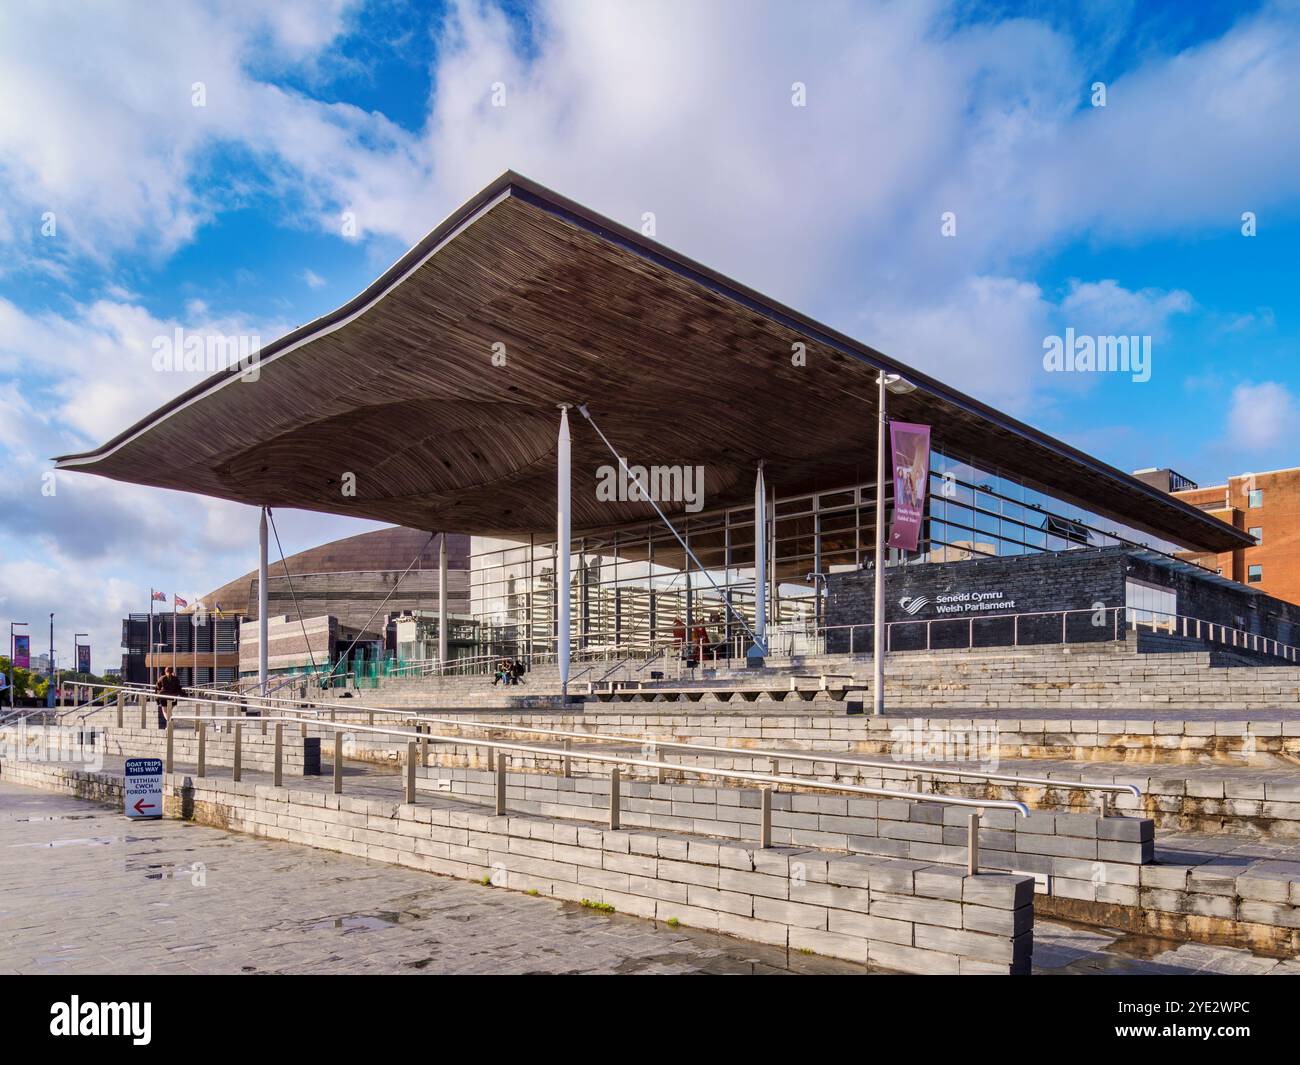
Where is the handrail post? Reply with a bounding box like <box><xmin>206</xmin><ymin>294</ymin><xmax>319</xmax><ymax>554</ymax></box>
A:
<box><xmin>609</xmin><ymin>767</ymin><xmax>620</xmax><ymax>830</ymax></box>
<box><xmin>562</xmin><ymin>738</ymin><xmax>571</xmax><ymax>778</ymax></box>
<box><xmin>967</xmin><ymin>811</ymin><xmax>980</xmax><ymax>875</ymax></box>
<box><xmin>333</xmin><ymin>731</ymin><xmax>343</xmax><ymax>794</ymax></box>
<box><xmin>116</xmin><ymin>690</ymin><xmax>124</xmax><ymax>728</ymax></box>
<box><xmin>760</xmin><ymin>786</ymin><xmax>772</xmax><ymax>849</ymax></box>
<box><xmin>139</xmin><ymin>697</ymin><xmax>147</xmax><ymax>730</ymax></box>
<box><xmin>233</xmin><ymin>722</ymin><xmax>242</xmax><ymax>783</ymax></box>
<box><xmin>406</xmin><ymin>741</ymin><xmax>417</xmax><ymax>804</ymax></box>
<box><xmin>197</xmin><ymin>721</ymin><xmax>206</xmax><ymax>778</ymax></box>
<box><xmin>420</xmin><ymin>722</ymin><xmax>429</xmax><ymax>768</ymax></box>
<box><xmin>495</xmin><ymin>755</ymin><xmax>507</xmax><ymax>816</ymax></box>
<box><xmin>273</xmin><ymin>723</ymin><xmax>283</xmax><ymax>787</ymax></box>
<box><xmin>165</xmin><ymin>719</ymin><xmax>175</xmax><ymax>774</ymax></box>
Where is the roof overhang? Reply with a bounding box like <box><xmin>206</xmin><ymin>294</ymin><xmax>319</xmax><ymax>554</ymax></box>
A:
<box><xmin>56</xmin><ymin>171</ymin><xmax>1253</xmax><ymax>553</ymax></box>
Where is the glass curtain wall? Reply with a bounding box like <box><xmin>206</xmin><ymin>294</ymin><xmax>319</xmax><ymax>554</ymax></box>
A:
<box><xmin>467</xmin><ymin>443</ymin><xmax>1194</xmax><ymax>660</ymax></box>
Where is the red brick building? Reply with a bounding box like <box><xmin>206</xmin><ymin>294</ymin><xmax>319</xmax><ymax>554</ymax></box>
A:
<box><xmin>1135</xmin><ymin>467</ymin><xmax>1300</xmax><ymax>607</ymax></box>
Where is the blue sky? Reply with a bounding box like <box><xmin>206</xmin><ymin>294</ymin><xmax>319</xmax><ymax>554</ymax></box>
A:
<box><xmin>1</xmin><ymin>0</ymin><xmax>1298</xmax><ymax>663</ymax></box>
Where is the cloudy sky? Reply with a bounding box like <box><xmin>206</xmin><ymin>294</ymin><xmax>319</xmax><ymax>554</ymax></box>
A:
<box><xmin>2</xmin><ymin>0</ymin><xmax>1298</xmax><ymax>666</ymax></box>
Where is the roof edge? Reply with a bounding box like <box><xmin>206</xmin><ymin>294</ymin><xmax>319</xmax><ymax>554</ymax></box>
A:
<box><xmin>54</xmin><ymin>169</ymin><xmax>1254</xmax><ymax>552</ymax></box>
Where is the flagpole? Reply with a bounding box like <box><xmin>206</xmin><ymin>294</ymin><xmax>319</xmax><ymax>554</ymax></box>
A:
<box><xmin>172</xmin><ymin>600</ymin><xmax>177</xmax><ymax>674</ymax></box>
<box><xmin>148</xmin><ymin>589</ymin><xmax>154</xmax><ymax>688</ymax></box>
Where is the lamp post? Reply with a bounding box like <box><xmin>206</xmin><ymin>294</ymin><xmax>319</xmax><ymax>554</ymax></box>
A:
<box><xmin>874</xmin><ymin>372</ymin><xmax>916</xmax><ymax>716</ymax></box>
<box><xmin>8</xmin><ymin>621</ymin><xmax>28</xmax><ymax>711</ymax></box>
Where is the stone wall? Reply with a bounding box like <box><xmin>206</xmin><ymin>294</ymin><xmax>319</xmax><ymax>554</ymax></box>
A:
<box><xmin>409</xmin><ymin>764</ymin><xmax>1151</xmax><ymax>907</ymax></box>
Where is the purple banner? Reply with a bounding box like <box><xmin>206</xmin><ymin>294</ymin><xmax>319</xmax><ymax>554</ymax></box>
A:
<box><xmin>888</xmin><ymin>421</ymin><xmax>931</xmax><ymax>553</ymax></box>
<box><xmin>13</xmin><ymin>634</ymin><xmax>30</xmax><ymax>670</ymax></box>
<box><xmin>77</xmin><ymin>644</ymin><xmax>91</xmax><ymax>675</ymax></box>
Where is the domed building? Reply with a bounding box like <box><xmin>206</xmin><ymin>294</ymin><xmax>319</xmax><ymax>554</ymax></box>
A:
<box><xmin>121</xmin><ymin>526</ymin><xmax>470</xmax><ymax>686</ymax></box>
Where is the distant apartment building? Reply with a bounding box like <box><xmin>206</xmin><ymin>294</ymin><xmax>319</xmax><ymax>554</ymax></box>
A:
<box><xmin>1134</xmin><ymin>466</ymin><xmax>1300</xmax><ymax>606</ymax></box>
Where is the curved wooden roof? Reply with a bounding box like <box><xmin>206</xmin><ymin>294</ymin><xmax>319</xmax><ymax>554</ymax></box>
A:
<box><xmin>55</xmin><ymin>171</ymin><xmax>1250</xmax><ymax>552</ymax></box>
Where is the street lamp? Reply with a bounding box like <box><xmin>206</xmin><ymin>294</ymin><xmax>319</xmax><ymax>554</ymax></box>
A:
<box><xmin>874</xmin><ymin>371</ymin><xmax>917</xmax><ymax>716</ymax></box>
<box><xmin>8</xmin><ymin>621</ymin><xmax>28</xmax><ymax>711</ymax></box>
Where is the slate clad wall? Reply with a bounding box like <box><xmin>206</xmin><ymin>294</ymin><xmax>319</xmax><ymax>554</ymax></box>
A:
<box><xmin>825</xmin><ymin>546</ymin><xmax>1300</xmax><ymax>654</ymax></box>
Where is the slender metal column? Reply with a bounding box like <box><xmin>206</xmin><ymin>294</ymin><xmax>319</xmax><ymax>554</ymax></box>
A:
<box><xmin>873</xmin><ymin>376</ymin><xmax>888</xmax><ymax>715</ymax></box>
<box><xmin>437</xmin><ymin>534</ymin><xmax>448</xmax><ymax>667</ymax></box>
<box><xmin>258</xmin><ymin>507</ymin><xmax>269</xmax><ymax>696</ymax></box>
<box><xmin>753</xmin><ymin>463</ymin><xmax>767</xmax><ymax>658</ymax></box>
<box><xmin>557</xmin><ymin>405</ymin><xmax>572</xmax><ymax>698</ymax></box>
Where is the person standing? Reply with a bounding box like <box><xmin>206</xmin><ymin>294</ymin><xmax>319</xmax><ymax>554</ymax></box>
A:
<box><xmin>155</xmin><ymin>666</ymin><xmax>182</xmax><ymax>728</ymax></box>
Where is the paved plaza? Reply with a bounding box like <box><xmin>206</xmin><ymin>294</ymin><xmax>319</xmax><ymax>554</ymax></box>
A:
<box><xmin>2</xmin><ymin>779</ymin><xmax>1297</xmax><ymax>976</ymax></box>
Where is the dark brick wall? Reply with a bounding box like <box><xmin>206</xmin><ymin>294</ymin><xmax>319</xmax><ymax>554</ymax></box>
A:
<box><xmin>1125</xmin><ymin>555</ymin><xmax>1300</xmax><ymax>644</ymax></box>
<box><xmin>824</xmin><ymin>546</ymin><xmax>1300</xmax><ymax>654</ymax></box>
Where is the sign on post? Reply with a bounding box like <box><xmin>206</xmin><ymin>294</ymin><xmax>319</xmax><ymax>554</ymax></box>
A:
<box><xmin>124</xmin><ymin>757</ymin><xmax>163</xmax><ymax>819</ymax></box>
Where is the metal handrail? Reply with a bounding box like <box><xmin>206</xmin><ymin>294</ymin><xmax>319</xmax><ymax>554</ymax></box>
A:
<box><xmin>168</xmin><ymin>710</ymin><xmax>1031</xmax><ymax>819</ymax></box>
<box><xmin>156</xmin><ymin>707</ymin><xmax>1019</xmax><ymax>872</ymax></box>
<box><xmin>336</xmin><ymin>714</ymin><xmax>1142</xmax><ymax>806</ymax></box>
<box><xmin>141</xmin><ymin>682</ymin><xmax>1137</xmax><ymax>809</ymax></box>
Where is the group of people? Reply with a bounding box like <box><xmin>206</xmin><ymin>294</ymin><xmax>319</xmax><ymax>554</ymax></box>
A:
<box><xmin>154</xmin><ymin>666</ymin><xmax>185</xmax><ymax>728</ymax></box>
<box><xmin>492</xmin><ymin>658</ymin><xmax>526</xmax><ymax>686</ymax></box>
<box><xmin>672</xmin><ymin>615</ymin><xmax>726</xmax><ymax>666</ymax></box>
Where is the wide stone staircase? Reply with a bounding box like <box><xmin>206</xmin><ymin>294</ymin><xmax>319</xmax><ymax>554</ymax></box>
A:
<box><xmin>354</xmin><ymin>635</ymin><xmax>1300</xmax><ymax>712</ymax></box>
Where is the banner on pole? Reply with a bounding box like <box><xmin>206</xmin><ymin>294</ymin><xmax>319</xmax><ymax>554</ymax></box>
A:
<box><xmin>888</xmin><ymin>421</ymin><xmax>931</xmax><ymax>553</ymax></box>
<box><xmin>13</xmin><ymin>634</ymin><xmax>30</xmax><ymax>669</ymax></box>
<box><xmin>77</xmin><ymin>643</ymin><xmax>91</xmax><ymax>675</ymax></box>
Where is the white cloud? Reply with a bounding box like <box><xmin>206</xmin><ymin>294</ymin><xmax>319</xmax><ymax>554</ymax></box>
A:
<box><xmin>5</xmin><ymin>0</ymin><xmax>1298</xmax><ymax>300</ymax></box>
<box><xmin>1226</xmin><ymin>381</ymin><xmax>1297</xmax><ymax>451</ymax></box>
<box><xmin>854</xmin><ymin>276</ymin><xmax>1052</xmax><ymax>409</ymax></box>
<box><xmin>2</xmin><ymin>0</ymin><xmax>1299</xmax><ymax>659</ymax></box>
<box><xmin>1058</xmin><ymin>279</ymin><xmax>1193</xmax><ymax>337</ymax></box>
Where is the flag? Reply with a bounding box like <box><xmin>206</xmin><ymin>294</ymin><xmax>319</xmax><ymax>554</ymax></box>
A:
<box><xmin>175</xmin><ymin>595</ymin><xmax>189</xmax><ymax>609</ymax></box>
<box><xmin>151</xmin><ymin>590</ymin><xmax>167</xmax><ymax>602</ymax></box>
<box><xmin>887</xmin><ymin>421</ymin><xmax>931</xmax><ymax>553</ymax></box>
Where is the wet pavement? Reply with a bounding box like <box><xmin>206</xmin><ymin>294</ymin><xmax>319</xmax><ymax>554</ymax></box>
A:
<box><xmin>0</xmin><ymin>781</ymin><xmax>873</xmax><ymax>975</ymax></box>
<box><xmin>3</xmin><ymin>780</ymin><xmax>1296</xmax><ymax>975</ymax></box>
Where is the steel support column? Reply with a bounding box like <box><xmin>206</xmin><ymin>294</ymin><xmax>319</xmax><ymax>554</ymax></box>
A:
<box><xmin>752</xmin><ymin>462</ymin><xmax>767</xmax><ymax>662</ymax></box>
<box><xmin>873</xmin><ymin>377</ymin><xmax>888</xmax><ymax>715</ymax></box>
<box><xmin>438</xmin><ymin>534</ymin><xmax>448</xmax><ymax>667</ymax></box>
<box><xmin>258</xmin><ymin>506</ymin><xmax>269</xmax><ymax>696</ymax></box>
<box><xmin>557</xmin><ymin>405</ymin><xmax>572</xmax><ymax>697</ymax></box>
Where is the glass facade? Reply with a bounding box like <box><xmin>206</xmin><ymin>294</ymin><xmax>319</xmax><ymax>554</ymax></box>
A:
<box><xmin>466</xmin><ymin>443</ymin><xmax>1195</xmax><ymax>660</ymax></box>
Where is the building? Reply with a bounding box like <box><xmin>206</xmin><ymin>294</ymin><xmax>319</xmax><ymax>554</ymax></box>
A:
<box><xmin>64</xmin><ymin>171</ymin><xmax>1279</xmax><ymax>680</ymax></box>
<box><xmin>1155</xmin><ymin>467</ymin><xmax>1300</xmax><ymax>607</ymax></box>
<box><xmin>121</xmin><ymin>610</ymin><xmax>241</xmax><ymax>687</ymax></box>
<box><xmin>121</xmin><ymin>526</ymin><xmax>472</xmax><ymax>686</ymax></box>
